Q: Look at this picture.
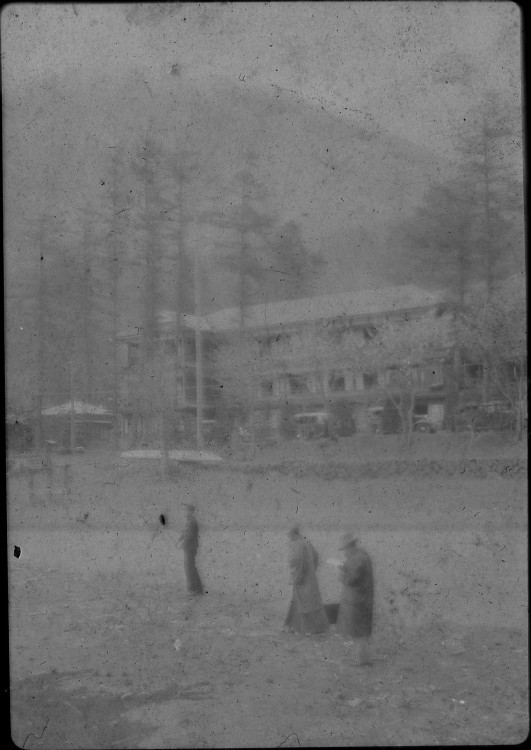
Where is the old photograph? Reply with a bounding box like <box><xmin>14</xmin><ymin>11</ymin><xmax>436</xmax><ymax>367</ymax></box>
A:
<box><xmin>4</xmin><ymin>2</ymin><xmax>527</xmax><ymax>747</ymax></box>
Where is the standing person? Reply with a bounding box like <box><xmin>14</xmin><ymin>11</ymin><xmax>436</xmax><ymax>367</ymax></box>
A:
<box><xmin>179</xmin><ymin>504</ymin><xmax>204</xmax><ymax>596</ymax></box>
<box><xmin>336</xmin><ymin>533</ymin><xmax>373</xmax><ymax>665</ymax></box>
<box><xmin>283</xmin><ymin>526</ymin><xmax>329</xmax><ymax>635</ymax></box>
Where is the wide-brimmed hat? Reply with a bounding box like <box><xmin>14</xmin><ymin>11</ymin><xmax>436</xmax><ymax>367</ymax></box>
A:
<box><xmin>339</xmin><ymin>532</ymin><xmax>358</xmax><ymax>549</ymax></box>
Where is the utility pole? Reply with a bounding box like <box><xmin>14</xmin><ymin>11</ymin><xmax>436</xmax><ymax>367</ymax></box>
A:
<box><xmin>35</xmin><ymin>215</ymin><xmax>47</xmax><ymax>451</ymax></box>
<box><xmin>194</xmin><ymin>227</ymin><xmax>203</xmax><ymax>451</ymax></box>
<box><xmin>173</xmin><ymin>161</ymin><xmax>189</xmax><ymax>449</ymax></box>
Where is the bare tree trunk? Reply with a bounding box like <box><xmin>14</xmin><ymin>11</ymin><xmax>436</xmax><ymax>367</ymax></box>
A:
<box><xmin>110</xmin><ymin>255</ymin><xmax>120</xmax><ymax>450</ymax></box>
<box><xmin>406</xmin><ymin>388</ymin><xmax>415</xmax><ymax>446</ymax></box>
<box><xmin>480</xmin><ymin>357</ymin><xmax>489</xmax><ymax>403</ymax></box>
<box><xmin>449</xmin><ymin>306</ymin><xmax>464</xmax><ymax>432</ymax></box>
<box><xmin>238</xmin><ymin>176</ymin><xmax>251</xmax><ymax>331</ymax></box>
<box><xmin>81</xmin><ymin>222</ymin><xmax>93</xmax><ymax>402</ymax></box>
<box><xmin>174</xmin><ymin>167</ymin><xmax>184</xmax><ymax>439</ymax></box>
<box><xmin>516</xmin><ymin>375</ymin><xmax>526</xmax><ymax>442</ymax></box>
<box><xmin>194</xmin><ymin>222</ymin><xmax>204</xmax><ymax>453</ymax></box>
<box><xmin>70</xmin><ymin>359</ymin><xmax>76</xmax><ymax>452</ymax></box>
<box><xmin>482</xmin><ymin>111</ymin><xmax>496</xmax><ymax>301</ymax></box>
<box><xmin>140</xmin><ymin>145</ymin><xmax>158</xmax><ymax>447</ymax></box>
<box><xmin>481</xmin><ymin>114</ymin><xmax>495</xmax><ymax>402</ymax></box>
<box><xmin>108</xmin><ymin>152</ymin><xmax>122</xmax><ymax>451</ymax></box>
<box><xmin>172</xmin><ymin>160</ymin><xmax>194</xmax><ymax>451</ymax></box>
<box><xmin>239</xmin><ymin>229</ymin><xmax>248</xmax><ymax>331</ymax></box>
<box><xmin>159</xmin><ymin>347</ymin><xmax>170</xmax><ymax>477</ymax></box>
<box><xmin>515</xmin><ymin>376</ymin><xmax>523</xmax><ymax>441</ymax></box>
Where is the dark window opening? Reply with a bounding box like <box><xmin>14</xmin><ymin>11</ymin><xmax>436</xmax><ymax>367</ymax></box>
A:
<box><xmin>288</xmin><ymin>374</ymin><xmax>309</xmax><ymax>394</ymax></box>
<box><xmin>328</xmin><ymin>372</ymin><xmax>346</xmax><ymax>392</ymax></box>
<box><xmin>363</xmin><ymin>372</ymin><xmax>377</xmax><ymax>388</ymax></box>
<box><xmin>465</xmin><ymin>363</ymin><xmax>483</xmax><ymax>381</ymax></box>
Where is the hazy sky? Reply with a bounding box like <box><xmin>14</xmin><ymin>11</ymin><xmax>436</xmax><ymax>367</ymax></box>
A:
<box><xmin>3</xmin><ymin>2</ymin><xmax>520</xmax><ymax>149</ymax></box>
<box><xmin>2</xmin><ymin>2</ymin><xmax>523</xmax><ymax>300</ymax></box>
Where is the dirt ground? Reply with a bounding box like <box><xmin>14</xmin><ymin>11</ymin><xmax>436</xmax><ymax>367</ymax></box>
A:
<box><xmin>8</xmin><ymin>435</ymin><xmax>529</xmax><ymax>747</ymax></box>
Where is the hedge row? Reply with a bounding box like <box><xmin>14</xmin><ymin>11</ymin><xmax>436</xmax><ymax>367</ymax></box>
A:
<box><xmin>233</xmin><ymin>457</ymin><xmax>527</xmax><ymax>480</ymax></box>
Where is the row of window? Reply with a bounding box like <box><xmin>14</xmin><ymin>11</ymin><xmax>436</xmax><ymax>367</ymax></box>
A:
<box><xmin>255</xmin><ymin>326</ymin><xmax>376</xmax><ymax>358</ymax></box>
<box><xmin>258</xmin><ymin>364</ymin><xmax>444</xmax><ymax>398</ymax></box>
<box><xmin>123</xmin><ymin>335</ymin><xmax>444</xmax><ymax>399</ymax></box>
<box><xmin>125</xmin><ymin>326</ymin><xmax>377</xmax><ymax>369</ymax></box>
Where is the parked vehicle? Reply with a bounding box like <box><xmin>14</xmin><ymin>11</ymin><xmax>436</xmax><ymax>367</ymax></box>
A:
<box><xmin>456</xmin><ymin>401</ymin><xmax>516</xmax><ymax>432</ymax></box>
<box><xmin>413</xmin><ymin>414</ymin><xmax>437</xmax><ymax>433</ymax></box>
<box><xmin>367</xmin><ymin>406</ymin><xmax>438</xmax><ymax>434</ymax></box>
<box><xmin>237</xmin><ymin>424</ymin><xmax>277</xmax><ymax>447</ymax></box>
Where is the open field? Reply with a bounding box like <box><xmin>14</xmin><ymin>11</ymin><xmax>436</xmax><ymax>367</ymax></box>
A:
<box><xmin>8</xmin><ymin>434</ymin><xmax>529</xmax><ymax>747</ymax></box>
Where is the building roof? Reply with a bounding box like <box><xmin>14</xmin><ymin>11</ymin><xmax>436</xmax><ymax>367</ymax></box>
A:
<box><xmin>201</xmin><ymin>284</ymin><xmax>444</xmax><ymax>332</ymax></box>
<box><xmin>118</xmin><ymin>284</ymin><xmax>445</xmax><ymax>338</ymax></box>
<box><xmin>42</xmin><ymin>401</ymin><xmax>112</xmax><ymax>416</ymax></box>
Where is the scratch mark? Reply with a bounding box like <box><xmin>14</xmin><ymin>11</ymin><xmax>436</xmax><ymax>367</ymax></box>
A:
<box><xmin>278</xmin><ymin>733</ymin><xmax>301</xmax><ymax>747</ymax></box>
<box><xmin>14</xmin><ymin>115</ymin><xmax>39</xmax><ymax>138</ymax></box>
<box><xmin>115</xmin><ymin>208</ymin><xmax>130</xmax><ymax>216</ymax></box>
<box><xmin>22</xmin><ymin>717</ymin><xmax>49</xmax><ymax>749</ymax></box>
<box><xmin>268</xmin><ymin>268</ymin><xmax>294</xmax><ymax>276</ymax></box>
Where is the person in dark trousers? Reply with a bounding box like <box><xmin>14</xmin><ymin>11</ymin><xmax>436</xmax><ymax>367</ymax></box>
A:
<box><xmin>179</xmin><ymin>504</ymin><xmax>204</xmax><ymax>595</ymax></box>
<box><xmin>336</xmin><ymin>532</ymin><xmax>373</xmax><ymax>665</ymax></box>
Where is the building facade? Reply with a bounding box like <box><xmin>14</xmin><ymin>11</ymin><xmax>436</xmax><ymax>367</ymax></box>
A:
<box><xmin>116</xmin><ymin>285</ymin><xmax>453</xmax><ymax>444</ymax></box>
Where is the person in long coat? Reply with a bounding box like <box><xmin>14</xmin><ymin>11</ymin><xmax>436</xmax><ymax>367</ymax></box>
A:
<box><xmin>336</xmin><ymin>532</ymin><xmax>373</xmax><ymax>665</ymax></box>
<box><xmin>179</xmin><ymin>504</ymin><xmax>204</xmax><ymax>595</ymax></box>
<box><xmin>283</xmin><ymin>526</ymin><xmax>329</xmax><ymax>635</ymax></box>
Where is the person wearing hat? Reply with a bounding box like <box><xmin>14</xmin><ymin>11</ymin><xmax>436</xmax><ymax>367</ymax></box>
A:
<box><xmin>336</xmin><ymin>533</ymin><xmax>373</xmax><ymax>665</ymax></box>
<box><xmin>179</xmin><ymin>504</ymin><xmax>204</xmax><ymax>596</ymax></box>
<box><xmin>283</xmin><ymin>526</ymin><xmax>329</xmax><ymax>635</ymax></box>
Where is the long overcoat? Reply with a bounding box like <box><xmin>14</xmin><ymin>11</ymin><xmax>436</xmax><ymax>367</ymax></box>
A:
<box><xmin>182</xmin><ymin>516</ymin><xmax>199</xmax><ymax>556</ymax></box>
<box><xmin>181</xmin><ymin>515</ymin><xmax>203</xmax><ymax>594</ymax></box>
<box><xmin>336</xmin><ymin>546</ymin><xmax>374</xmax><ymax>638</ymax></box>
<box><xmin>289</xmin><ymin>536</ymin><xmax>324</xmax><ymax>614</ymax></box>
